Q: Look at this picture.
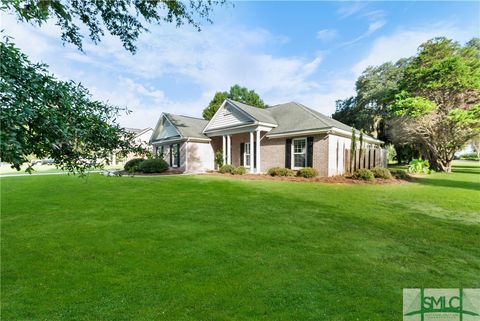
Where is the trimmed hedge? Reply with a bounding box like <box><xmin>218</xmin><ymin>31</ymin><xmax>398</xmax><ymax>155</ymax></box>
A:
<box><xmin>219</xmin><ymin>165</ymin><xmax>247</xmax><ymax>175</ymax></box>
<box><xmin>233</xmin><ymin>166</ymin><xmax>247</xmax><ymax>175</ymax></box>
<box><xmin>267</xmin><ymin>167</ymin><xmax>294</xmax><ymax>177</ymax></box>
<box><xmin>371</xmin><ymin>167</ymin><xmax>392</xmax><ymax>179</ymax></box>
<box><xmin>297</xmin><ymin>167</ymin><xmax>318</xmax><ymax>178</ymax></box>
<box><xmin>352</xmin><ymin>168</ymin><xmax>374</xmax><ymax>181</ymax></box>
<box><xmin>138</xmin><ymin>159</ymin><xmax>169</xmax><ymax>173</ymax></box>
<box><xmin>124</xmin><ymin>158</ymin><xmax>145</xmax><ymax>172</ymax></box>
<box><xmin>219</xmin><ymin>164</ymin><xmax>236</xmax><ymax>174</ymax></box>
<box><xmin>389</xmin><ymin>169</ymin><xmax>409</xmax><ymax>180</ymax></box>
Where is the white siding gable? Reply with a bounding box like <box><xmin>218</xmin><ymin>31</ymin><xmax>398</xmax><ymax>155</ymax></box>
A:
<box><xmin>204</xmin><ymin>101</ymin><xmax>254</xmax><ymax>131</ymax></box>
<box><xmin>153</xmin><ymin>116</ymin><xmax>181</xmax><ymax>141</ymax></box>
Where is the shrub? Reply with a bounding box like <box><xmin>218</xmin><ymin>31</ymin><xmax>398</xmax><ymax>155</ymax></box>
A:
<box><xmin>408</xmin><ymin>159</ymin><xmax>431</xmax><ymax>174</ymax></box>
<box><xmin>124</xmin><ymin>158</ymin><xmax>145</xmax><ymax>172</ymax></box>
<box><xmin>352</xmin><ymin>168</ymin><xmax>374</xmax><ymax>181</ymax></box>
<box><xmin>214</xmin><ymin>150</ymin><xmax>224</xmax><ymax>169</ymax></box>
<box><xmin>371</xmin><ymin>167</ymin><xmax>392</xmax><ymax>179</ymax></box>
<box><xmin>459</xmin><ymin>152</ymin><xmax>479</xmax><ymax>160</ymax></box>
<box><xmin>138</xmin><ymin>158</ymin><xmax>169</xmax><ymax>173</ymax></box>
<box><xmin>219</xmin><ymin>164</ymin><xmax>236</xmax><ymax>174</ymax></box>
<box><xmin>233</xmin><ymin>166</ymin><xmax>246</xmax><ymax>175</ymax></box>
<box><xmin>297</xmin><ymin>167</ymin><xmax>318</xmax><ymax>178</ymax></box>
<box><xmin>267</xmin><ymin>167</ymin><xmax>294</xmax><ymax>177</ymax></box>
<box><xmin>389</xmin><ymin>169</ymin><xmax>409</xmax><ymax>179</ymax></box>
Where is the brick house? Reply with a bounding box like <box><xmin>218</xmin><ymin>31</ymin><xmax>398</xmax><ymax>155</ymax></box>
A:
<box><xmin>150</xmin><ymin>99</ymin><xmax>385</xmax><ymax>176</ymax></box>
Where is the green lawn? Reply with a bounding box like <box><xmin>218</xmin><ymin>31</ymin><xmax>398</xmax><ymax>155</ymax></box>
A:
<box><xmin>1</xmin><ymin>162</ymin><xmax>479</xmax><ymax>321</ymax></box>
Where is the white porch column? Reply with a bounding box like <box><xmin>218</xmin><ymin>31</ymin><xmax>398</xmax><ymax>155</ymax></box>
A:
<box><xmin>222</xmin><ymin>135</ymin><xmax>226</xmax><ymax>165</ymax></box>
<box><xmin>111</xmin><ymin>152</ymin><xmax>116</xmax><ymax>166</ymax></box>
<box><xmin>255</xmin><ymin>130</ymin><xmax>261</xmax><ymax>173</ymax></box>
<box><xmin>227</xmin><ymin>135</ymin><xmax>232</xmax><ymax>165</ymax></box>
<box><xmin>249</xmin><ymin>131</ymin><xmax>255</xmax><ymax>173</ymax></box>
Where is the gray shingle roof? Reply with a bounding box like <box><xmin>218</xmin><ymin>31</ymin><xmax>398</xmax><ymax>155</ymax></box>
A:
<box><xmin>227</xmin><ymin>99</ymin><xmax>278</xmax><ymax>125</ymax></box>
<box><xmin>161</xmin><ymin>100</ymin><xmax>379</xmax><ymax>143</ymax></box>
<box><xmin>164</xmin><ymin>114</ymin><xmax>209</xmax><ymax>139</ymax></box>
<box><xmin>266</xmin><ymin>102</ymin><xmax>354</xmax><ymax>135</ymax></box>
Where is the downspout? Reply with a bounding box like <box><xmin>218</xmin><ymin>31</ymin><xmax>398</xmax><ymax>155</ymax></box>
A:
<box><xmin>185</xmin><ymin>138</ymin><xmax>190</xmax><ymax>173</ymax></box>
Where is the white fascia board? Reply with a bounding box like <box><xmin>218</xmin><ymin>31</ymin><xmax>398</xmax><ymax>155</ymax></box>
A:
<box><xmin>266</xmin><ymin>128</ymin><xmax>330</xmax><ymax>138</ymax></box>
<box><xmin>185</xmin><ymin>137</ymin><xmax>211</xmax><ymax>143</ymax></box>
<box><xmin>226</xmin><ymin>99</ymin><xmax>259</xmax><ymax>122</ymax></box>
<box><xmin>163</xmin><ymin>115</ymin><xmax>183</xmax><ymax>138</ymax></box>
<box><xmin>266</xmin><ymin>127</ymin><xmax>383</xmax><ymax>144</ymax></box>
<box><xmin>205</xmin><ymin>124</ymin><xmax>258</xmax><ymax>136</ymax></box>
<box><xmin>258</xmin><ymin>122</ymin><xmax>278</xmax><ymax>128</ymax></box>
<box><xmin>151</xmin><ymin>137</ymin><xmax>186</xmax><ymax>145</ymax></box>
<box><xmin>149</xmin><ymin>113</ymin><xmax>165</xmax><ymax>143</ymax></box>
<box><xmin>330</xmin><ymin>128</ymin><xmax>383</xmax><ymax>144</ymax></box>
<box><xmin>203</xmin><ymin>100</ymin><xmax>228</xmax><ymax>133</ymax></box>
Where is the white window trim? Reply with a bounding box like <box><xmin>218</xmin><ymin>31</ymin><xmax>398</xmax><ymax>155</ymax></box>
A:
<box><xmin>244</xmin><ymin>142</ymin><xmax>251</xmax><ymax>168</ymax></box>
<box><xmin>292</xmin><ymin>137</ymin><xmax>307</xmax><ymax>170</ymax></box>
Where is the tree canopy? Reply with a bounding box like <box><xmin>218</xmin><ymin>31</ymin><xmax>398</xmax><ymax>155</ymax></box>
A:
<box><xmin>389</xmin><ymin>37</ymin><xmax>480</xmax><ymax>172</ymax></box>
<box><xmin>202</xmin><ymin>85</ymin><xmax>266</xmax><ymax>120</ymax></box>
<box><xmin>2</xmin><ymin>0</ymin><xmax>226</xmax><ymax>53</ymax></box>
<box><xmin>334</xmin><ymin>37</ymin><xmax>480</xmax><ymax>171</ymax></box>
<box><xmin>0</xmin><ymin>39</ymin><xmax>143</xmax><ymax>173</ymax></box>
<box><xmin>333</xmin><ymin>59</ymin><xmax>407</xmax><ymax>142</ymax></box>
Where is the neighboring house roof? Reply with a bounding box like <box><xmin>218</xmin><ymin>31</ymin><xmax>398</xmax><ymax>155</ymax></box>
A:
<box><xmin>164</xmin><ymin>113</ymin><xmax>209</xmax><ymax>140</ymax></box>
<box><xmin>226</xmin><ymin>99</ymin><xmax>278</xmax><ymax>125</ymax></box>
<box><xmin>125</xmin><ymin>127</ymin><xmax>153</xmax><ymax>138</ymax></box>
<box><xmin>125</xmin><ymin>127</ymin><xmax>143</xmax><ymax>134</ymax></box>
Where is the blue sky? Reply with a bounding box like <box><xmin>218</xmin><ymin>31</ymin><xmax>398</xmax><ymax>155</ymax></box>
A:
<box><xmin>1</xmin><ymin>1</ymin><xmax>478</xmax><ymax>128</ymax></box>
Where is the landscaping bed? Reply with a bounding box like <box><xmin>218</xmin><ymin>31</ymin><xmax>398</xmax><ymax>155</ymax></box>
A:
<box><xmin>204</xmin><ymin>172</ymin><xmax>410</xmax><ymax>184</ymax></box>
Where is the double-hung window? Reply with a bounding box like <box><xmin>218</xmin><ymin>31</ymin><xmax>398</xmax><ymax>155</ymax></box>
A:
<box><xmin>292</xmin><ymin>138</ymin><xmax>307</xmax><ymax>169</ymax></box>
<box><xmin>244</xmin><ymin>142</ymin><xmax>251</xmax><ymax>168</ymax></box>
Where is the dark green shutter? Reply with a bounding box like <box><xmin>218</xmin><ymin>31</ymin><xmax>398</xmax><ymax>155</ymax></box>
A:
<box><xmin>169</xmin><ymin>144</ymin><xmax>173</xmax><ymax>167</ymax></box>
<box><xmin>285</xmin><ymin>139</ymin><xmax>292</xmax><ymax>168</ymax></box>
<box><xmin>240</xmin><ymin>143</ymin><xmax>244</xmax><ymax>166</ymax></box>
<box><xmin>307</xmin><ymin>137</ymin><xmax>314</xmax><ymax>167</ymax></box>
<box><xmin>176</xmin><ymin>144</ymin><xmax>180</xmax><ymax>167</ymax></box>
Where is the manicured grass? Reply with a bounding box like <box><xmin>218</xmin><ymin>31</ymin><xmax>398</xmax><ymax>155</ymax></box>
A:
<box><xmin>1</xmin><ymin>162</ymin><xmax>479</xmax><ymax>320</ymax></box>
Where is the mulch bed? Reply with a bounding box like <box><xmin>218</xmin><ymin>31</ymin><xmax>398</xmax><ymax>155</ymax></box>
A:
<box><xmin>203</xmin><ymin>172</ymin><xmax>411</xmax><ymax>185</ymax></box>
<box><xmin>119</xmin><ymin>169</ymin><xmax>184</xmax><ymax>176</ymax></box>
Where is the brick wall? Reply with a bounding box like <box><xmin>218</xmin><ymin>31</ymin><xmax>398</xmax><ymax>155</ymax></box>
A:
<box><xmin>312</xmin><ymin>134</ymin><xmax>329</xmax><ymax>177</ymax></box>
<box><xmin>207</xmin><ymin>133</ymin><xmax>330</xmax><ymax>176</ymax></box>
<box><xmin>261</xmin><ymin>134</ymin><xmax>329</xmax><ymax>176</ymax></box>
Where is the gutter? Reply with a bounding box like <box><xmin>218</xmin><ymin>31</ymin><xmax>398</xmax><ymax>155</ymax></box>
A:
<box><xmin>266</xmin><ymin>127</ymin><xmax>383</xmax><ymax>144</ymax></box>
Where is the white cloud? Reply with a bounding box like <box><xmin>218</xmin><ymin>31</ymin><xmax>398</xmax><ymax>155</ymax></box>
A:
<box><xmin>337</xmin><ymin>2</ymin><xmax>368</xmax><ymax>18</ymax></box>
<box><xmin>352</xmin><ymin>23</ymin><xmax>474</xmax><ymax>76</ymax></box>
<box><xmin>316</xmin><ymin>29</ymin><xmax>338</xmax><ymax>42</ymax></box>
<box><xmin>1</xmin><ymin>14</ymin><xmax>325</xmax><ymax>127</ymax></box>
<box><xmin>368</xmin><ymin>20</ymin><xmax>386</xmax><ymax>33</ymax></box>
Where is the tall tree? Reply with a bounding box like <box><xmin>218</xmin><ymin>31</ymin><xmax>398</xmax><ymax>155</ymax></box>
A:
<box><xmin>332</xmin><ymin>60</ymin><xmax>407</xmax><ymax>142</ymax></box>
<box><xmin>2</xmin><ymin>0</ymin><xmax>226</xmax><ymax>53</ymax></box>
<box><xmin>0</xmin><ymin>39</ymin><xmax>143</xmax><ymax>173</ymax></box>
<box><xmin>202</xmin><ymin>85</ymin><xmax>266</xmax><ymax>120</ymax></box>
<box><xmin>389</xmin><ymin>37</ymin><xmax>480</xmax><ymax>172</ymax></box>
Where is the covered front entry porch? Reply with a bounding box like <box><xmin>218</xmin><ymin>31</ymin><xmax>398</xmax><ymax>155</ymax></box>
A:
<box><xmin>209</xmin><ymin>126</ymin><xmax>270</xmax><ymax>174</ymax></box>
